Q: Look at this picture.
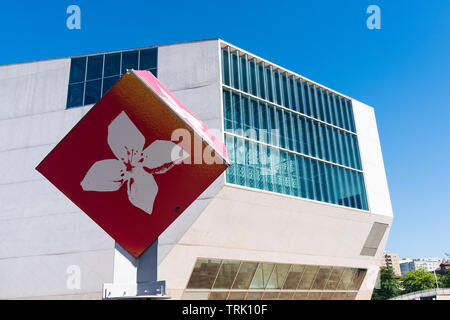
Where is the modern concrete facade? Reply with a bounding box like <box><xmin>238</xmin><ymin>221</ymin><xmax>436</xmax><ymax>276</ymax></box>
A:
<box><xmin>0</xmin><ymin>39</ymin><xmax>393</xmax><ymax>300</ymax></box>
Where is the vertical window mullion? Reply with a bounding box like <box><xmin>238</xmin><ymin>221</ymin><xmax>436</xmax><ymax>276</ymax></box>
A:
<box><xmin>227</xmin><ymin>47</ymin><xmax>232</xmax><ymax>88</ymax></box>
<box><xmin>347</xmin><ymin>99</ymin><xmax>356</xmax><ymax>133</ymax></box>
<box><xmin>292</xmin><ymin>76</ymin><xmax>300</xmax><ymax>113</ymax></box>
<box><xmin>236</xmin><ymin>51</ymin><xmax>242</xmax><ymax>91</ymax></box>
<box><xmin>339</xmin><ymin>97</ymin><xmax>350</xmax><ymax>131</ymax></box>
<box><xmin>313</xmin><ymin>86</ymin><xmax>322</xmax><ymax>121</ymax></box>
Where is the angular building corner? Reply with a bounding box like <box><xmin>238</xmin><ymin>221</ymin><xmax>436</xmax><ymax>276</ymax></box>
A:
<box><xmin>0</xmin><ymin>38</ymin><xmax>393</xmax><ymax>300</ymax></box>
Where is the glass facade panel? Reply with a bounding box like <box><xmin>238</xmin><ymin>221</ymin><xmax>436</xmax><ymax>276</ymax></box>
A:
<box><xmin>121</xmin><ymin>50</ymin><xmax>138</xmax><ymax>74</ymax></box>
<box><xmin>232</xmin><ymin>262</ymin><xmax>258</xmax><ymax>289</ymax></box>
<box><xmin>245</xmin><ymin>292</ymin><xmax>263</xmax><ymax>300</ymax></box>
<box><xmin>292</xmin><ymin>292</ymin><xmax>308</xmax><ymax>300</ymax></box>
<box><xmin>213</xmin><ymin>260</ymin><xmax>240</xmax><ymax>289</ymax></box>
<box><xmin>221</xmin><ymin>46</ymin><xmax>367</xmax><ymax>210</ymax></box>
<box><xmin>186</xmin><ymin>258</ymin><xmax>365</xmax><ymax>300</ymax></box>
<box><xmin>139</xmin><ymin>48</ymin><xmax>157</xmax><ymax>70</ymax></box>
<box><xmin>67</xmin><ymin>83</ymin><xmax>84</xmax><ymax>108</ymax></box>
<box><xmin>297</xmin><ymin>265</ymin><xmax>318</xmax><ymax>290</ymax></box>
<box><xmin>186</xmin><ymin>258</ymin><xmax>221</xmax><ymax>289</ymax></box>
<box><xmin>104</xmin><ymin>53</ymin><xmax>120</xmax><ymax>77</ymax></box>
<box><xmin>266</xmin><ymin>264</ymin><xmax>290</xmax><ymax>289</ymax></box>
<box><xmin>325</xmin><ymin>267</ymin><xmax>345</xmax><ymax>290</ymax></box>
<box><xmin>311</xmin><ymin>266</ymin><xmax>332</xmax><ymax>290</ymax></box>
<box><xmin>69</xmin><ymin>57</ymin><xmax>86</xmax><ymax>83</ymax></box>
<box><xmin>84</xmin><ymin>80</ymin><xmax>102</xmax><ymax>105</ymax></box>
<box><xmin>86</xmin><ymin>55</ymin><xmax>103</xmax><ymax>81</ymax></box>
<box><xmin>209</xmin><ymin>292</ymin><xmax>229</xmax><ymax>300</ymax></box>
<box><xmin>67</xmin><ymin>47</ymin><xmax>158</xmax><ymax>108</ymax></box>
<box><xmin>261</xmin><ymin>292</ymin><xmax>280</xmax><ymax>300</ymax></box>
<box><xmin>228</xmin><ymin>292</ymin><xmax>247</xmax><ymax>300</ymax></box>
<box><xmin>283</xmin><ymin>265</ymin><xmax>305</xmax><ymax>289</ymax></box>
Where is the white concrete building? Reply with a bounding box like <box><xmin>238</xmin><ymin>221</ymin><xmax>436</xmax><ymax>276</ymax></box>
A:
<box><xmin>0</xmin><ymin>39</ymin><xmax>393</xmax><ymax>300</ymax></box>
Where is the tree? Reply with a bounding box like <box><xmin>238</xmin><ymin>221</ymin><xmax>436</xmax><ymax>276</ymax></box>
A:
<box><xmin>400</xmin><ymin>268</ymin><xmax>437</xmax><ymax>293</ymax></box>
<box><xmin>441</xmin><ymin>273</ymin><xmax>450</xmax><ymax>288</ymax></box>
<box><xmin>371</xmin><ymin>266</ymin><xmax>401</xmax><ymax>300</ymax></box>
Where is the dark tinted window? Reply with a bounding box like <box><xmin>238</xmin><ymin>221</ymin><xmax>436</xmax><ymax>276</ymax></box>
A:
<box><xmin>67</xmin><ymin>83</ymin><xmax>84</xmax><ymax>108</ymax></box>
<box><xmin>139</xmin><ymin>48</ymin><xmax>157</xmax><ymax>70</ymax></box>
<box><xmin>104</xmin><ymin>53</ymin><xmax>120</xmax><ymax>77</ymax></box>
<box><xmin>121</xmin><ymin>50</ymin><xmax>138</xmax><ymax>74</ymax></box>
<box><xmin>86</xmin><ymin>55</ymin><xmax>103</xmax><ymax>80</ymax></box>
<box><xmin>69</xmin><ymin>57</ymin><xmax>86</xmax><ymax>83</ymax></box>
<box><xmin>84</xmin><ymin>80</ymin><xmax>102</xmax><ymax>105</ymax></box>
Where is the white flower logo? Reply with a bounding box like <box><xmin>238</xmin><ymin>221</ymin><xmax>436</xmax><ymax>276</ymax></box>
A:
<box><xmin>80</xmin><ymin>111</ymin><xmax>189</xmax><ymax>215</ymax></box>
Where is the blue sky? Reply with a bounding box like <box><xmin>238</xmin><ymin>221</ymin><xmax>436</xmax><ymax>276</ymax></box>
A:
<box><xmin>1</xmin><ymin>0</ymin><xmax>449</xmax><ymax>258</ymax></box>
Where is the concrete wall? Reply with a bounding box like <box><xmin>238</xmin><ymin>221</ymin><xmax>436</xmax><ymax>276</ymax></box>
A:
<box><xmin>153</xmin><ymin>39</ymin><xmax>225</xmax><ymax>263</ymax></box>
<box><xmin>159</xmin><ymin>185</ymin><xmax>391</xmax><ymax>299</ymax></box>
<box><xmin>0</xmin><ymin>59</ymin><xmax>115</xmax><ymax>299</ymax></box>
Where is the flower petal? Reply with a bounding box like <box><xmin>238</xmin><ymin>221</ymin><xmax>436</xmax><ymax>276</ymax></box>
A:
<box><xmin>127</xmin><ymin>167</ymin><xmax>158</xmax><ymax>214</ymax></box>
<box><xmin>81</xmin><ymin>159</ymin><xmax>125</xmax><ymax>191</ymax></box>
<box><xmin>108</xmin><ymin>111</ymin><xmax>145</xmax><ymax>161</ymax></box>
<box><xmin>142</xmin><ymin>140</ymin><xmax>189</xmax><ymax>169</ymax></box>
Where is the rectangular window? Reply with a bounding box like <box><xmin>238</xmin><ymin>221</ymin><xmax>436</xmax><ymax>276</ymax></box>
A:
<box><xmin>86</xmin><ymin>55</ymin><xmax>103</xmax><ymax>81</ymax></box>
<box><xmin>139</xmin><ymin>48</ymin><xmax>157</xmax><ymax>70</ymax></box>
<box><xmin>121</xmin><ymin>50</ymin><xmax>138</xmax><ymax>74</ymax></box>
<box><xmin>69</xmin><ymin>57</ymin><xmax>86</xmax><ymax>83</ymax></box>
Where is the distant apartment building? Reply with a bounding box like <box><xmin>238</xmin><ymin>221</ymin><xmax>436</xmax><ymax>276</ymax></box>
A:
<box><xmin>400</xmin><ymin>258</ymin><xmax>443</xmax><ymax>276</ymax></box>
<box><xmin>436</xmin><ymin>261</ymin><xmax>450</xmax><ymax>275</ymax></box>
<box><xmin>381</xmin><ymin>253</ymin><xmax>401</xmax><ymax>277</ymax></box>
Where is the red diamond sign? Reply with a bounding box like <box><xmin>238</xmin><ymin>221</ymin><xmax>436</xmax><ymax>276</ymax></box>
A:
<box><xmin>36</xmin><ymin>70</ymin><xmax>229</xmax><ymax>258</ymax></box>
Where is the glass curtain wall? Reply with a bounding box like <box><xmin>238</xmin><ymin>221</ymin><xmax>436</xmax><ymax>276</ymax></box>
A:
<box><xmin>221</xmin><ymin>45</ymin><xmax>368</xmax><ymax>210</ymax></box>
<box><xmin>183</xmin><ymin>258</ymin><xmax>366</xmax><ymax>300</ymax></box>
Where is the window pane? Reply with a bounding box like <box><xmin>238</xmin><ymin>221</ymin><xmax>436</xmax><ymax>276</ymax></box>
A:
<box><xmin>213</xmin><ymin>260</ymin><xmax>240</xmax><ymax>289</ymax></box>
<box><xmin>186</xmin><ymin>259</ymin><xmax>222</xmax><ymax>289</ymax></box>
<box><xmin>139</xmin><ymin>48</ymin><xmax>157</xmax><ymax>70</ymax></box>
<box><xmin>222</xmin><ymin>48</ymin><xmax>230</xmax><ymax>86</ymax></box>
<box><xmin>305</xmin><ymin>292</ymin><xmax>322</xmax><ymax>300</ymax></box>
<box><xmin>283</xmin><ymin>265</ymin><xmax>305</xmax><ymax>289</ymax></box>
<box><xmin>320</xmin><ymin>292</ymin><xmax>335</xmax><ymax>300</ymax></box>
<box><xmin>69</xmin><ymin>57</ymin><xmax>86</xmax><ymax>83</ymax></box>
<box><xmin>121</xmin><ymin>50</ymin><xmax>138</xmax><ymax>74</ymax></box>
<box><xmin>261</xmin><ymin>292</ymin><xmax>280</xmax><ymax>300</ymax></box>
<box><xmin>325</xmin><ymin>267</ymin><xmax>345</xmax><ymax>290</ymax></box>
<box><xmin>86</xmin><ymin>55</ymin><xmax>103</xmax><ymax>80</ymax></box>
<box><xmin>209</xmin><ymin>292</ymin><xmax>229</xmax><ymax>300</ymax></box>
<box><xmin>228</xmin><ymin>292</ymin><xmax>247</xmax><ymax>300</ymax></box>
<box><xmin>66</xmin><ymin>83</ymin><xmax>84</xmax><ymax>108</ymax></box>
<box><xmin>297</xmin><ymin>265</ymin><xmax>318</xmax><ymax>290</ymax></box>
<box><xmin>232</xmin><ymin>262</ymin><xmax>258</xmax><ymax>289</ymax></box>
<box><xmin>249</xmin><ymin>263</ymin><xmax>264</xmax><ymax>289</ymax></box>
<box><xmin>311</xmin><ymin>266</ymin><xmax>332</xmax><ymax>290</ymax></box>
<box><xmin>266</xmin><ymin>264</ymin><xmax>290</xmax><ymax>289</ymax></box>
<box><xmin>245</xmin><ymin>292</ymin><xmax>263</xmax><ymax>300</ymax></box>
<box><xmin>84</xmin><ymin>79</ymin><xmax>101</xmax><ymax>105</ymax></box>
<box><xmin>231</xmin><ymin>51</ymin><xmax>239</xmax><ymax>89</ymax></box>
<box><xmin>104</xmin><ymin>53</ymin><xmax>120</xmax><ymax>77</ymax></box>
<box><xmin>240</xmin><ymin>54</ymin><xmax>248</xmax><ymax>92</ymax></box>
<box><xmin>348</xmin><ymin>268</ymin><xmax>366</xmax><ymax>290</ymax></box>
<box><xmin>336</xmin><ymin>268</ymin><xmax>355</xmax><ymax>290</ymax></box>
<box><xmin>292</xmin><ymin>292</ymin><xmax>308</xmax><ymax>300</ymax></box>
<box><xmin>279</xmin><ymin>292</ymin><xmax>294</xmax><ymax>300</ymax></box>
<box><xmin>102</xmin><ymin>76</ymin><xmax>120</xmax><ymax>96</ymax></box>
